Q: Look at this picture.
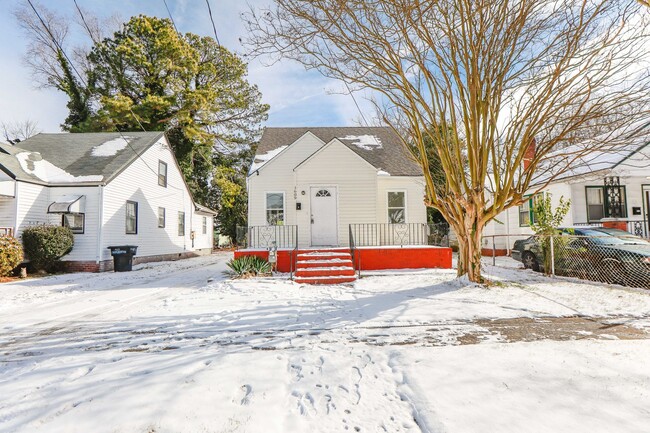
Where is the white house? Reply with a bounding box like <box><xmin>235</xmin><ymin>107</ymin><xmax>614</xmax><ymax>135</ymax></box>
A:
<box><xmin>0</xmin><ymin>132</ymin><xmax>215</xmax><ymax>271</ymax></box>
<box><xmin>246</xmin><ymin>127</ymin><xmax>428</xmax><ymax>249</ymax></box>
<box><xmin>485</xmin><ymin>132</ymin><xmax>650</xmax><ymax>253</ymax></box>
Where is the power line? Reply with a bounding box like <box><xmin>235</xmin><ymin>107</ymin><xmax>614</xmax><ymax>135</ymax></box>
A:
<box><xmin>323</xmin><ymin>43</ymin><xmax>369</xmax><ymax>126</ymax></box>
<box><xmin>73</xmin><ymin>0</ymin><xmax>98</xmax><ymax>45</ymax></box>
<box><xmin>162</xmin><ymin>0</ymin><xmax>180</xmax><ymax>34</ymax></box>
<box><xmin>204</xmin><ymin>0</ymin><xmax>221</xmax><ymax>47</ymax></box>
<box><xmin>26</xmin><ymin>0</ymin><xmax>186</xmax><ymax>192</ymax></box>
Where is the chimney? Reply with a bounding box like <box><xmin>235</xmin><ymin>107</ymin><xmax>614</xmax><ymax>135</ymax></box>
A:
<box><xmin>523</xmin><ymin>137</ymin><xmax>536</xmax><ymax>170</ymax></box>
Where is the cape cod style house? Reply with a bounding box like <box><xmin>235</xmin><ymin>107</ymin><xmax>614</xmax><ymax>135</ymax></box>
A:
<box><xmin>484</xmin><ymin>127</ymin><xmax>650</xmax><ymax>255</ymax></box>
<box><xmin>236</xmin><ymin>126</ymin><xmax>452</xmax><ymax>284</ymax></box>
<box><xmin>0</xmin><ymin>132</ymin><xmax>215</xmax><ymax>271</ymax></box>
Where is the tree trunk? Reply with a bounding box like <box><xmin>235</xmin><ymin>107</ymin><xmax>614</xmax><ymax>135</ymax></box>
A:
<box><xmin>454</xmin><ymin>219</ymin><xmax>484</xmax><ymax>283</ymax></box>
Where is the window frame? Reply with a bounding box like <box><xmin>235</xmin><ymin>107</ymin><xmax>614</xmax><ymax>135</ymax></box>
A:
<box><xmin>202</xmin><ymin>216</ymin><xmax>207</xmax><ymax>234</ymax></box>
<box><xmin>178</xmin><ymin>211</ymin><xmax>185</xmax><ymax>236</ymax></box>
<box><xmin>62</xmin><ymin>213</ymin><xmax>84</xmax><ymax>234</ymax></box>
<box><xmin>265</xmin><ymin>191</ymin><xmax>285</xmax><ymax>225</ymax></box>
<box><xmin>158</xmin><ymin>207</ymin><xmax>166</xmax><ymax>228</ymax></box>
<box><xmin>519</xmin><ymin>193</ymin><xmax>543</xmax><ymax>227</ymax></box>
<box><xmin>585</xmin><ymin>185</ymin><xmax>627</xmax><ymax>222</ymax></box>
<box><xmin>158</xmin><ymin>160</ymin><xmax>168</xmax><ymax>187</ymax></box>
<box><xmin>387</xmin><ymin>190</ymin><xmax>407</xmax><ymax>224</ymax></box>
<box><xmin>126</xmin><ymin>201</ymin><xmax>138</xmax><ymax>234</ymax></box>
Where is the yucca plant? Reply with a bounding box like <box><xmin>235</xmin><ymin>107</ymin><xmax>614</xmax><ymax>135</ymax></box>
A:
<box><xmin>225</xmin><ymin>255</ymin><xmax>272</xmax><ymax>278</ymax></box>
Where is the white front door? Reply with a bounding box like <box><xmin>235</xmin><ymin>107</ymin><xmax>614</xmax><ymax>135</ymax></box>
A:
<box><xmin>310</xmin><ymin>186</ymin><xmax>338</xmax><ymax>246</ymax></box>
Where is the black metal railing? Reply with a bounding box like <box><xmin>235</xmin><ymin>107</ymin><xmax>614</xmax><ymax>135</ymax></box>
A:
<box><xmin>573</xmin><ymin>221</ymin><xmax>649</xmax><ymax>239</ymax></box>
<box><xmin>349</xmin><ymin>222</ymin><xmax>449</xmax><ymax>247</ymax></box>
<box><xmin>236</xmin><ymin>225</ymin><xmax>298</xmax><ymax>249</ymax></box>
<box><xmin>349</xmin><ymin>224</ymin><xmax>360</xmax><ymax>278</ymax></box>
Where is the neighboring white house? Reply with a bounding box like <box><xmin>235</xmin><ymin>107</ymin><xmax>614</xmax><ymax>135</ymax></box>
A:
<box><xmin>0</xmin><ymin>132</ymin><xmax>215</xmax><ymax>271</ymax></box>
<box><xmin>485</xmin><ymin>133</ymin><xmax>650</xmax><ymax>252</ymax></box>
<box><xmin>247</xmin><ymin>127</ymin><xmax>427</xmax><ymax>248</ymax></box>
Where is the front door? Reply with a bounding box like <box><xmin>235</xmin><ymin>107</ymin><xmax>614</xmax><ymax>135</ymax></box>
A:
<box><xmin>310</xmin><ymin>186</ymin><xmax>338</xmax><ymax>246</ymax></box>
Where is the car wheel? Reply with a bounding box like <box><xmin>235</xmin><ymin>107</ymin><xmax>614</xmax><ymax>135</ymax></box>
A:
<box><xmin>602</xmin><ymin>258</ymin><xmax>626</xmax><ymax>286</ymax></box>
<box><xmin>522</xmin><ymin>252</ymin><xmax>540</xmax><ymax>272</ymax></box>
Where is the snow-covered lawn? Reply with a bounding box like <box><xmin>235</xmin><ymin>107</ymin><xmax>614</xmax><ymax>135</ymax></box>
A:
<box><xmin>1</xmin><ymin>253</ymin><xmax>649</xmax><ymax>432</ymax></box>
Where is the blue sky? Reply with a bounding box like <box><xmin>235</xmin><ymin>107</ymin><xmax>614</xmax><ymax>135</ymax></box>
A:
<box><xmin>0</xmin><ymin>0</ymin><xmax>375</xmax><ymax>133</ymax></box>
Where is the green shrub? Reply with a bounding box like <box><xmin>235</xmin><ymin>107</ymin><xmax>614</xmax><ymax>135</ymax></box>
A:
<box><xmin>226</xmin><ymin>255</ymin><xmax>272</xmax><ymax>278</ymax></box>
<box><xmin>0</xmin><ymin>235</ymin><xmax>23</xmax><ymax>277</ymax></box>
<box><xmin>21</xmin><ymin>225</ymin><xmax>74</xmax><ymax>272</ymax></box>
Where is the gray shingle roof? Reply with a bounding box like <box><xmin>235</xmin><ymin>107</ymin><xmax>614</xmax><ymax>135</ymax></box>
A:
<box><xmin>0</xmin><ymin>132</ymin><xmax>164</xmax><ymax>185</ymax></box>
<box><xmin>254</xmin><ymin>127</ymin><xmax>422</xmax><ymax>176</ymax></box>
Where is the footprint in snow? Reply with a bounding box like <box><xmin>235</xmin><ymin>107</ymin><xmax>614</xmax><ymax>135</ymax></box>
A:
<box><xmin>240</xmin><ymin>384</ymin><xmax>253</xmax><ymax>406</ymax></box>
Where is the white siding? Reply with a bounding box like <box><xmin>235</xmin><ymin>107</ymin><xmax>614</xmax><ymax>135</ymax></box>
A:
<box><xmin>14</xmin><ymin>182</ymin><xmax>49</xmax><ymax>239</ymax></box>
<box><xmin>101</xmin><ymin>138</ymin><xmax>194</xmax><ymax>261</ymax></box>
<box><xmin>0</xmin><ymin>196</ymin><xmax>15</xmax><ymax>230</ymax></box>
<box><xmin>192</xmin><ymin>213</ymin><xmax>214</xmax><ymax>251</ymax></box>
<box><xmin>247</xmin><ymin>132</ymin><xmax>325</xmax><ymax>227</ymax></box>
<box><xmin>376</xmin><ymin>176</ymin><xmax>427</xmax><ymax>224</ymax></box>
<box><xmin>44</xmin><ymin>186</ymin><xmax>101</xmax><ymax>261</ymax></box>
<box><xmin>295</xmin><ymin>140</ymin><xmax>377</xmax><ymax>247</ymax></box>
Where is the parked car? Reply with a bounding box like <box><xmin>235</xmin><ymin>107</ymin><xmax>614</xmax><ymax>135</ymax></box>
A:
<box><xmin>511</xmin><ymin>227</ymin><xmax>650</xmax><ymax>288</ymax></box>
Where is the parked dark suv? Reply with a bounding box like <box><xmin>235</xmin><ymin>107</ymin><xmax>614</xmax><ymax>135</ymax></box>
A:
<box><xmin>511</xmin><ymin>227</ymin><xmax>650</xmax><ymax>288</ymax></box>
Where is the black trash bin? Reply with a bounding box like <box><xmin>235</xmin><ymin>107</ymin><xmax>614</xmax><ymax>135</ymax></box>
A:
<box><xmin>107</xmin><ymin>245</ymin><xmax>138</xmax><ymax>272</ymax></box>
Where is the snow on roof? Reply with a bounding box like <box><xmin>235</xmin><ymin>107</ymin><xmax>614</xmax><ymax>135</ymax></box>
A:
<box><xmin>377</xmin><ymin>170</ymin><xmax>390</xmax><ymax>176</ymax></box>
<box><xmin>90</xmin><ymin>136</ymin><xmax>132</xmax><ymax>157</ymax></box>
<box><xmin>339</xmin><ymin>134</ymin><xmax>383</xmax><ymax>150</ymax></box>
<box><xmin>16</xmin><ymin>152</ymin><xmax>103</xmax><ymax>183</ymax></box>
<box><xmin>249</xmin><ymin>145</ymin><xmax>288</xmax><ymax>174</ymax></box>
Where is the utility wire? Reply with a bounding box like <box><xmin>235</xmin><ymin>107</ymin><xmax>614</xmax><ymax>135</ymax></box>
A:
<box><xmin>28</xmin><ymin>0</ymin><xmax>186</xmax><ymax>193</ymax></box>
<box><xmin>162</xmin><ymin>0</ymin><xmax>180</xmax><ymax>35</ymax></box>
<box><xmin>323</xmin><ymin>43</ymin><xmax>369</xmax><ymax>126</ymax></box>
<box><xmin>204</xmin><ymin>0</ymin><xmax>221</xmax><ymax>47</ymax></box>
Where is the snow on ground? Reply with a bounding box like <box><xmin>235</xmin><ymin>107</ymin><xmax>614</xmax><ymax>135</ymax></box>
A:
<box><xmin>1</xmin><ymin>253</ymin><xmax>650</xmax><ymax>432</ymax></box>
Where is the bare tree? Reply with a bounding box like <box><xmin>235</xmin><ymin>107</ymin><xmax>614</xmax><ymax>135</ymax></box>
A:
<box><xmin>245</xmin><ymin>0</ymin><xmax>650</xmax><ymax>282</ymax></box>
<box><xmin>1</xmin><ymin>120</ymin><xmax>40</xmax><ymax>144</ymax></box>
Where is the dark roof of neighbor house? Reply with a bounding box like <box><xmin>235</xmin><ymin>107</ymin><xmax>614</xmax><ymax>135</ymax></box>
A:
<box><xmin>253</xmin><ymin>127</ymin><xmax>423</xmax><ymax>176</ymax></box>
<box><xmin>0</xmin><ymin>132</ymin><xmax>164</xmax><ymax>185</ymax></box>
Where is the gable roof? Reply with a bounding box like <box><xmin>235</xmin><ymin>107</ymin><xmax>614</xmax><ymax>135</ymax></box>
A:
<box><xmin>253</xmin><ymin>127</ymin><xmax>422</xmax><ymax>176</ymax></box>
<box><xmin>532</xmin><ymin>121</ymin><xmax>650</xmax><ymax>185</ymax></box>
<box><xmin>0</xmin><ymin>132</ymin><xmax>164</xmax><ymax>185</ymax></box>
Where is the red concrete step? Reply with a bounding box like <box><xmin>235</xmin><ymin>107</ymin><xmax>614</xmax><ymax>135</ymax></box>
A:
<box><xmin>297</xmin><ymin>252</ymin><xmax>352</xmax><ymax>261</ymax></box>
<box><xmin>293</xmin><ymin>248</ymin><xmax>357</xmax><ymax>285</ymax></box>
<box><xmin>294</xmin><ymin>275</ymin><xmax>357</xmax><ymax>285</ymax></box>
<box><xmin>295</xmin><ymin>267</ymin><xmax>356</xmax><ymax>278</ymax></box>
<box><xmin>296</xmin><ymin>258</ymin><xmax>353</xmax><ymax>268</ymax></box>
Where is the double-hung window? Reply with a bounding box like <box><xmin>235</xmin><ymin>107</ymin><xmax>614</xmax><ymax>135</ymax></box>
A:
<box><xmin>158</xmin><ymin>207</ymin><xmax>166</xmax><ymax>228</ymax></box>
<box><xmin>178</xmin><ymin>211</ymin><xmax>185</xmax><ymax>236</ymax></box>
<box><xmin>126</xmin><ymin>201</ymin><xmax>138</xmax><ymax>234</ymax></box>
<box><xmin>202</xmin><ymin>216</ymin><xmax>207</xmax><ymax>234</ymax></box>
<box><xmin>158</xmin><ymin>160</ymin><xmax>168</xmax><ymax>187</ymax></box>
<box><xmin>266</xmin><ymin>192</ymin><xmax>284</xmax><ymax>225</ymax></box>
<box><xmin>519</xmin><ymin>193</ymin><xmax>543</xmax><ymax>227</ymax></box>
<box><xmin>586</xmin><ymin>186</ymin><xmax>627</xmax><ymax>221</ymax></box>
<box><xmin>62</xmin><ymin>213</ymin><xmax>84</xmax><ymax>234</ymax></box>
<box><xmin>387</xmin><ymin>191</ymin><xmax>406</xmax><ymax>223</ymax></box>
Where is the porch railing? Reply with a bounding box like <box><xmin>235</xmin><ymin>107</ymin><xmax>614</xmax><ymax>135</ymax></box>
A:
<box><xmin>349</xmin><ymin>222</ymin><xmax>450</xmax><ymax>248</ymax></box>
<box><xmin>0</xmin><ymin>227</ymin><xmax>13</xmax><ymax>236</ymax></box>
<box><xmin>236</xmin><ymin>225</ymin><xmax>299</xmax><ymax>279</ymax></box>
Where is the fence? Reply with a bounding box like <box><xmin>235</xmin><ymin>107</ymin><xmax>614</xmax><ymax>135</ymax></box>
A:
<box><xmin>574</xmin><ymin>220</ymin><xmax>649</xmax><ymax>239</ymax></box>
<box><xmin>236</xmin><ymin>225</ymin><xmax>298</xmax><ymax>249</ymax></box>
<box><xmin>349</xmin><ymin>222</ymin><xmax>450</xmax><ymax>247</ymax></box>
<box><xmin>484</xmin><ymin>233</ymin><xmax>650</xmax><ymax>289</ymax></box>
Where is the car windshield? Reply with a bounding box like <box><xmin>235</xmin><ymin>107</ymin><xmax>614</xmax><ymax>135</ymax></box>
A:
<box><xmin>573</xmin><ymin>228</ymin><xmax>650</xmax><ymax>245</ymax></box>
